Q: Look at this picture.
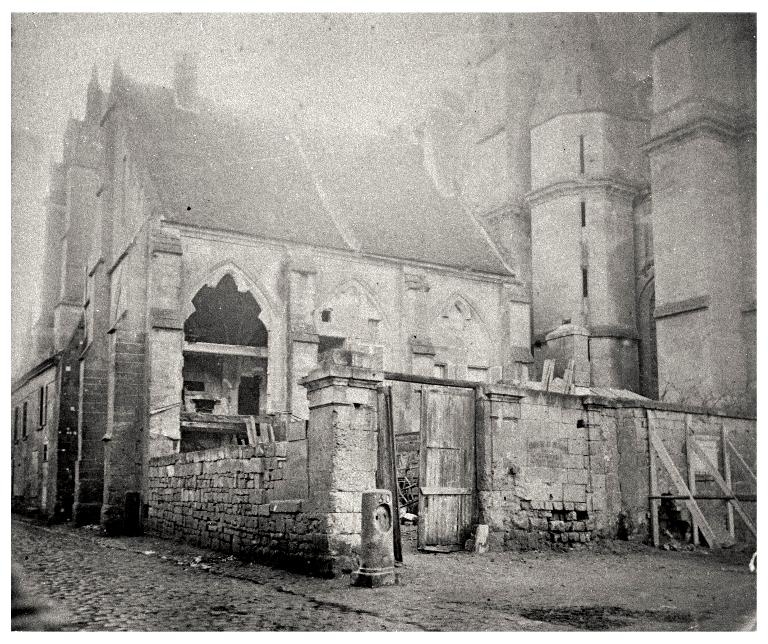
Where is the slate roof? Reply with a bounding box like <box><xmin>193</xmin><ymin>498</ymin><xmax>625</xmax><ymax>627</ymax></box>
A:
<box><xmin>117</xmin><ymin>74</ymin><xmax>349</xmax><ymax>250</ymax></box>
<box><xmin>309</xmin><ymin>135</ymin><xmax>512</xmax><ymax>275</ymax></box>
<box><xmin>113</xmin><ymin>70</ymin><xmax>512</xmax><ymax>276</ymax></box>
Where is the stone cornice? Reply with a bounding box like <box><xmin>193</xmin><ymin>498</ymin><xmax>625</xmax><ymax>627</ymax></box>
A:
<box><xmin>169</xmin><ymin>220</ymin><xmax>513</xmax><ymax>284</ymax></box>
<box><xmin>530</xmin><ymin>109</ymin><xmax>650</xmax><ymax>132</ymax></box>
<box><xmin>526</xmin><ymin>178</ymin><xmax>640</xmax><ymax>208</ymax></box>
<box><xmin>534</xmin><ymin>323</ymin><xmax>639</xmax><ymax>344</ymax></box>
<box><xmin>589</xmin><ymin>324</ymin><xmax>639</xmax><ymax>341</ymax></box>
<box><xmin>654</xmin><ymin>294</ymin><xmax>710</xmax><ymax>320</ymax></box>
<box><xmin>503</xmin><ymin>281</ymin><xmax>529</xmax><ymax>304</ymax></box>
<box><xmin>645</xmin><ymin>98</ymin><xmax>755</xmax><ymax>155</ymax></box>
<box><xmin>581</xmin><ymin>395</ymin><xmax>755</xmax><ymax>421</ymax></box>
<box><xmin>300</xmin><ymin>368</ymin><xmax>384</xmax><ymax>395</ymax></box>
<box><xmin>484</xmin><ymin>386</ymin><xmax>525</xmax><ymax>404</ymax></box>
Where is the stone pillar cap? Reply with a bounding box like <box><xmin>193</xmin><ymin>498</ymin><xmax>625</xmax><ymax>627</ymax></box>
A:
<box><xmin>545</xmin><ymin>323</ymin><xmax>590</xmax><ymax>341</ymax></box>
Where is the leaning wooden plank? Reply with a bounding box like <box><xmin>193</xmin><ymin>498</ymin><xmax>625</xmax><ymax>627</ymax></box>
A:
<box><xmin>385</xmin><ymin>386</ymin><xmax>403</xmax><ymax>563</ymax></box>
<box><xmin>685</xmin><ymin>415</ymin><xmax>700</xmax><ymax>547</ymax></box>
<box><xmin>688</xmin><ymin>432</ymin><xmax>756</xmax><ymax>538</ymax></box>
<box><xmin>647</xmin><ymin>410</ymin><xmax>660</xmax><ymax>548</ymax></box>
<box><xmin>724</xmin><ymin>437</ymin><xmax>757</xmax><ymax>485</ymax></box>
<box><xmin>647</xmin><ymin>411</ymin><xmax>719</xmax><ymax>548</ymax></box>
<box><xmin>722</xmin><ymin>426</ymin><xmax>735</xmax><ymax>539</ymax></box>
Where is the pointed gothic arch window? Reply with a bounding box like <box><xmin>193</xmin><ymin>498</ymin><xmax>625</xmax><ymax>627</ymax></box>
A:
<box><xmin>184</xmin><ymin>273</ymin><xmax>268</xmax><ymax>347</ymax></box>
<box><xmin>180</xmin><ymin>273</ymin><xmax>269</xmax><ymax>448</ymax></box>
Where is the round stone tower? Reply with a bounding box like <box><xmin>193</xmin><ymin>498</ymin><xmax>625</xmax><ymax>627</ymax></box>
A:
<box><xmin>527</xmin><ymin>13</ymin><xmax>649</xmax><ymax>392</ymax></box>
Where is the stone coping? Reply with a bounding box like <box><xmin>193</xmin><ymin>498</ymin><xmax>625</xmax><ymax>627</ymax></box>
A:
<box><xmin>149</xmin><ymin>443</ymin><xmax>286</xmax><ymax>467</ymax></box>
<box><xmin>581</xmin><ymin>395</ymin><xmax>755</xmax><ymax>421</ymax></box>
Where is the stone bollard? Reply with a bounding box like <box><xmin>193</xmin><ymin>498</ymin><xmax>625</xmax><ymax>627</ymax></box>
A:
<box><xmin>350</xmin><ymin>490</ymin><xmax>396</xmax><ymax>587</ymax></box>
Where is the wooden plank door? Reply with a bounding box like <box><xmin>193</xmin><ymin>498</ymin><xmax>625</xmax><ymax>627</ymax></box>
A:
<box><xmin>417</xmin><ymin>386</ymin><xmax>475</xmax><ymax>552</ymax></box>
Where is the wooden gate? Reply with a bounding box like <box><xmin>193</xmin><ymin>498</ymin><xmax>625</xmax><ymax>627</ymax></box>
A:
<box><xmin>379</xmin><ymin>372</ymin><xmax>478</xmax><ymax>553</ymax></box>
<box><xmin>418</xmin><ymin>384</ymin><xmax>475</xmax><ymax>551</ymax></box>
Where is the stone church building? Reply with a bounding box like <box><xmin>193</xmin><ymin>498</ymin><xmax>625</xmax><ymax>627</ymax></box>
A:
<box><xmin>12</xmin><ymin>13</ymin><xmax>755</xmax><ymax>540</ymax></box>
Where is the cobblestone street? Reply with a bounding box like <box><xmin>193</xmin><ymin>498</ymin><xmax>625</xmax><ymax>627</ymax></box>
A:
<box><xmin>12</xmin><ymin>516</ymin><xmax>756</xmax><ymax>631</ymax></box>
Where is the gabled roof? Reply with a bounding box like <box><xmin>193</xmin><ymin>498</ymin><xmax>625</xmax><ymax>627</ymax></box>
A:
<box><xmin>11</xmin><ymin>353</ymin><xmax>60</xmax><ymax>394</ymax></box>
<box><xmin>307</xmin><ymin>134</ymin><xmax>513</xmax><ymax>275</ymax></box>
<box><xmin>115</xmin><ymin>73</ymin><xmax>350</xmax><ymax>250</ymax></box>
<box><xmin>109</xmin><ymin>68</ymin><xmax>513</xmax><ymax>276</ymax></box>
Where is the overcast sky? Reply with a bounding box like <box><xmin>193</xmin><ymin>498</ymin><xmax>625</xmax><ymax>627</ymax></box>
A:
<box><xmin>12</xmin><ymin>13</ymin><xmax>493</xmax><ymax>149</ymax></box>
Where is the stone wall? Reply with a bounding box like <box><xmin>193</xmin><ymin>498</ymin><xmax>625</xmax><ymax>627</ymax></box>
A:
<box><xmin>146</xmin><ymin>444</ymin><xmax>348</xmax><ymax>576</ymax></box>
<box><xmin>11</xmin><ymin>361</ymin><xmax>59</xmax><ymax>515</ymax></box>
<box><xmin>478</xmin><ymin>386</ymin><xmax>599</xmax><ymax>549</ymax></box>
<box><xmin>144</xmin><ymin>360</ymin><xmax>756</xmax><ymax>572</ymax></box>
<box><xmin>145</xmin><ymin>354</ymin><xmax>385</xmax><ymax>577</ymax></box>
<box><xmin>596</xmin><ymin>400</ymin><xmax>757</xmax><ymax>545</ymax></box>
<box><xmin>479</xmin><ymin>385</ymin><xmax>756</xmax><ymax>550</ymax></box>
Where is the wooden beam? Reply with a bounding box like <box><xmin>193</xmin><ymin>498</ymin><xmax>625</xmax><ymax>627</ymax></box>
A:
<box><xmin>386</xmin><ymin>387</ymin><xmax>402</xmax><ymax>564</ymax></box>
<box><xmin>647</xmin><ymin>410</ymin><xmax>660</xmax><ymax>548</ymax></box>
<box><xmin>376</xmin><ymin>386</ymin><xmax>402</xmax><ymax>563</ymax></box>
<box><xmin>419</xmin><ymin>487</ymin><xmax>472</xmax><ymax>496</ymax></box>
<box><xmin>688</xmin><ymin>429</ymin><xmax>756</xmax><ymax>538</ymax></box>
<box><xmin>183</xmin><ymin>341</ymin><xmax>268</xmax><ymax>358</ymax></box>
<box><xmin>648</xmin><ymin>494</ymin><xmax>756</xmax><ymax>501</ymax></box>
<box><xmin>685</xmin><ymin>415</ymin><xmax>699</xmax><ymax>546</ymax></box>
<box><xmin>181</xmin><ymin>411</ymin><xmax>273</xmax><ymax>425</ymax></box>
<box><xmin>647</xmin><ymin>411</ymin><xmax>719</xmax><ymax>548</ymax></box>
<box><xmin>383</xmin><ymin>371</ymin><xmax>480</xmax><ymax>390</ymax></box>
<box><xmin>724</xmin><ymin>437</ymin><xmax>756</xmax><ymax>485</ymax></box>
<box><xmin>417</xmin><ymin>386</ymin><xmax>428</xmax><ymax>550</ymax></box>
<box><xmin>722</xmin><ymin>426</ymin><xmax>735</xmax><ymax>540</ymax></box>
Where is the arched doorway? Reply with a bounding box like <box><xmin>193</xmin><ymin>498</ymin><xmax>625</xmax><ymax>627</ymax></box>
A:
<box><xmin>181</xmin><ymin>273</ymin><xmax>269</xmax><ymax>451</ymax></box>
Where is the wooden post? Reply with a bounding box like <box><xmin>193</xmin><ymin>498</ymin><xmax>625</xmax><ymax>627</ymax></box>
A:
<box><xmin>417</xmin><ymin>386</ymin><xmax>428</xmax><ymax>550</ymax></box>
<box><xmin>687</xmin><ymin>431</ymin><xmax>755</xmax><ymax>538</ymax></box>
<box><xmin>386</xmin><ymin>388</ymin><xmax>402</xmax><ymax>563</ymax></box>
<box><xmin>685</xmin><ymin>415</ymin><xmax>699</xmax><ymax>546</ymax></box>
<box><xmin>722</xmin><ymin>426</ymin><xmax>735</xmax><ymax>540</ymax></box>
<box><xmin>376</xmin><ymin>386</ymin><xmax>402</xmax><ymax>562</ymax></box>
<box><xmin>647</xmin><ymin>410</ymin><xmax>660</xmax><ymax>548</ymax></box>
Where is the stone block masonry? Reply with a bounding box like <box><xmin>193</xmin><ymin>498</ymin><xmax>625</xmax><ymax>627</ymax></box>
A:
<box><xmin>146</xmin><ymin>444</ymin><xmax>353</xmax><ymax>577</ymax></box>
<box><xmin>145</xmin><ymin>356</ymin><xmax>385</xmax><ymax>578</ymax></box>
<box><xmin>476</xmin><ymin>384</ymin><xmax>756</xmax><ymax>551</ymax></box>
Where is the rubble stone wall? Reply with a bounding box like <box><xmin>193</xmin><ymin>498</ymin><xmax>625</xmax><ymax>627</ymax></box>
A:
<box><xmin>146</xmin><ymin>444</ymin><xmax>348</xmax><ymax>576</ymax></box>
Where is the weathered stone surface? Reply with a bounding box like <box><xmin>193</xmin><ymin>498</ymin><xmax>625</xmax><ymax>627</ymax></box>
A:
<box><xmin>146</xmin><ymin>444</ymin><xmax>344</xmax><ymax>576</ymax></box>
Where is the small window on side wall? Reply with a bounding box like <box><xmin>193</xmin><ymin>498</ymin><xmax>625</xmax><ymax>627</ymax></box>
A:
<box><xmin>39</xmin><ymin>386</ymin><xmax>48</xmax><ymax>427</ymax></box>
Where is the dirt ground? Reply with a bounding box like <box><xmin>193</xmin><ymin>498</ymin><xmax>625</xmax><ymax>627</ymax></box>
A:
<box><xmin>12</xmin><ymin>517</ymin><xmax>757</xmax><ymax>631</ymax></box>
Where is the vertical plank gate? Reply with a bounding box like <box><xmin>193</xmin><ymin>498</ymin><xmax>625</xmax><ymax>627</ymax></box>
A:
<box><xmin>417</xmin><ymin>385</ymin><xmax>475</xmax><ymax>552</ymax></box>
